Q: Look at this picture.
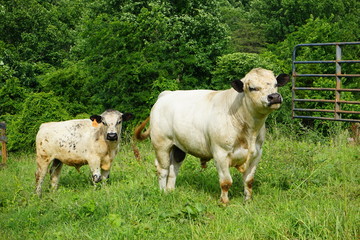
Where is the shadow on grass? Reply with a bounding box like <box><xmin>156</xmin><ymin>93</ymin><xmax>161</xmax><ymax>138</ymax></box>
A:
<box><xmin>174</xmin><ymin>157</ymin><xmax>256</xmax><ymax>201</ymax></box>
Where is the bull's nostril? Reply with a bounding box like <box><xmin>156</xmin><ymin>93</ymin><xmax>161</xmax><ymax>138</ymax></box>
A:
<box><xmin>268</xmin><ymin>93</ymin><xmax>282</xmax><ymax>104</ymax></box>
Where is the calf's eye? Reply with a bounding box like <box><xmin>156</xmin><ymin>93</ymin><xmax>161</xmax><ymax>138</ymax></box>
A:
<box><xmin>249</xmin><ymin>87</ymin><xmax>258</xmax><ymax>91</ymax></box>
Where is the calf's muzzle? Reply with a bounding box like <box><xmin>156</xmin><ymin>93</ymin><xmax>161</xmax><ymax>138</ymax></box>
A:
<box><xmin>107</xmin><ymin>133</ymin><xmax>118</xmax><ymax>141</ymax></box>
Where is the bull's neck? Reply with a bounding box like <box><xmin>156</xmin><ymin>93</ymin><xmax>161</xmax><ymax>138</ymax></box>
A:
<box><xmin>228</xmin><ymin>90</ymin><xmax>268</xmax><ymax>133</ymax></box>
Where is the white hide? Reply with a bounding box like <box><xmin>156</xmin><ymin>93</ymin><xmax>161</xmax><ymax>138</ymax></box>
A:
<box><xmin>145</xmin><ymin>68</ymin><xmax>289</xmax><ymax>203</ymax></box>
<box><xmin>35</xmin><ymin>110</ymin><xmax>132</xmax><ymax>196</ymax></box>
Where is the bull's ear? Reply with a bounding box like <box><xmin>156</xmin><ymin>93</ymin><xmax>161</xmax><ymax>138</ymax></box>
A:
<box><xmin>90</xmin><ymin>115</ymin><xmax>102</xmax><ymax>123</ymax></box>
<box><xmin>276</xmin><ymin>74</ymin><xmax>290</xmax><ymax>87</ymax></box>
<box><xmin>231</xmin><ymin>79</ymin><xmax>244</xmax><ymax>93</ymax></box>
<box><xmin>122</xmin><ymin>113</ymin><xmax>134</xmax><ymax>121</ymax></box>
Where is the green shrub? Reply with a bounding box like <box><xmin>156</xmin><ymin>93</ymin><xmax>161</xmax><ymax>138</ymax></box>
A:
<box><xmin>211</xmin><ymin>52</ymin><xmax>283</xmax><ymax>90</ymax></box>
<box><xmin>0</xmin><ymin>77</ymin><xmax>26</xmax><ymax>116</ymax></box>
<box><xmin>7</xmin><ymin>92</ymin><xmax>71</xmax><ymax>151</ymax></box>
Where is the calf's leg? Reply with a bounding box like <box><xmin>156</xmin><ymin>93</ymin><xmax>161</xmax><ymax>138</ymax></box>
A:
<box><xmin>35</xmin><ymin>155</ymin><xmax>52</xmax><ymax>196</ymax></box>
<box><xmin>101</xmin><ymin>169</ymin><xmax>110</xmax><ymax>180</ymax></box>
<box><xmin>50</xmin><ymin>159</ymin><xmax>63</xmax><ymax>191</ymax></box>
<box><xmin>101</xmin><ymin>161</ymin><xmax>112</xmax><ymax>181</ymax></box>
<box><xmin>88</xmin><ymin>158</ymin><xmax>102</xmax><ymax>183</ymax></box>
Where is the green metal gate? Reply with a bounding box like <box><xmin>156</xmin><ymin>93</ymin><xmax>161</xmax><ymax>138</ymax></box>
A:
<box><xmin>292</xmin><ymin>42</ymin><xmax>360</xmax><ymax>122</ymax></box>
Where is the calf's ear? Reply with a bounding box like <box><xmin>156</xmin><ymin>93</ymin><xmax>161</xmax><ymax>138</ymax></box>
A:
<box><xmin>90</xmin><ymin>115</ymin><xmax>102</xmax><ymax>123</ymax></box>
<box><xmin>122</xmin><ymin>113</ymin><xmax>134</xmax><ymax>121</ymax></box>
<box><xmin>276</xmin><ymin>74</ymin><xmax>290</xmax><ymax>87</ymax></box>
<box><xmin>231</xmin><ymin>79</ymin><xmax>244</xmax><ymax>93</ymax></box>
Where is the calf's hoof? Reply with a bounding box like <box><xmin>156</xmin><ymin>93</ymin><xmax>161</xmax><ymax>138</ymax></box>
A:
<box><xmin>92</xmin><ymin>174</ymin><xmax>102</xmax><ymax>183</ymax></box>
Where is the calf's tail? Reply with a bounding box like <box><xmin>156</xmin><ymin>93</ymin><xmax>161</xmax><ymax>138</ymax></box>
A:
<box><xmin>132</xmin><ymin>116</ymin><xmax>150</xmax><ymax>160</ymax></box>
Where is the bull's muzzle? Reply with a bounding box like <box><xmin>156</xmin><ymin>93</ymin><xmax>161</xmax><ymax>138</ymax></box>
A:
<box><xmin>267</xmin><ymin>93</ymin><xmax>282</xmax><ymax>106</ymax></box>
<box><xmin>107</xmin><ymin>133</ymin><xmax>118</xmax><ymax>141</ymax></box>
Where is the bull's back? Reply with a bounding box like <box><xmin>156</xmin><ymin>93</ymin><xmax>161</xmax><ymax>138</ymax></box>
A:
<box><xmin>150</xmin><ymin>90</ymin><xmax>234</xmax><ymax>158</ymax></box>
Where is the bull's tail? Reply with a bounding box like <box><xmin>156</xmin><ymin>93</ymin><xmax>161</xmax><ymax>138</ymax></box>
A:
<box><xmin>132</xmin><ymin>116</ymin><xmax>150</xmax><ymax>160</ymax></box>
<box><xmin>134</xmin><ymin>116</ymin><xmax>150</xmax><ymax>141</ymax></box>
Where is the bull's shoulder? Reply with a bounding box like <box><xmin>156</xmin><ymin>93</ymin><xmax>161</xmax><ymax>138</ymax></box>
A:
<box><xmin>158</xmin><ymin>89</ymin><xmax>221</xmax><ymax>99</ymax></box>
<box><xmin>158</xmin><ymin>90</ymin><xmax>172</xmax><ymax>99</ymax></box>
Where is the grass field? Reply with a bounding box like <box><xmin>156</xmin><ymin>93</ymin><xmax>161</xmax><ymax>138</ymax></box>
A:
<box><xmin>0</xmin><ymin>128</ymin><xmax>359</xmax><ymax>239</ymax></box>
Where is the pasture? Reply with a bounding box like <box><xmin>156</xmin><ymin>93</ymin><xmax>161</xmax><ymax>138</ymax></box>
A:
<box><xmin>0</xmin><ymin>128</ymin><xmax>359</xmax><ymax>239</ymax></box>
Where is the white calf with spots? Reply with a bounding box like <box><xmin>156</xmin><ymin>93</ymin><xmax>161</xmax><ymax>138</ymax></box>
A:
<box><xmin>134</xmin><ymin>68</ymin><xmax>289</xmax><ymax>203</ymax></box>
<box><xmin>35</xmin><ymin>109</ymin><xmax>133</xmax><ymax>196</ymax></box>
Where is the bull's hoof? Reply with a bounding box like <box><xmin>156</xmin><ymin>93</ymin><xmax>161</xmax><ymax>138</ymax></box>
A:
<box><xmin>219</xmin><ymin>199</ymin><xmax>230</xmax><ymax>207</ymax></box>
<box><xmin>220</xmin><ymin>197</ymin><xmax>229</xmax><ymax>205</ymax></box>
<box><xmin>164</xmin><ymin>187</ymin><xmax>175</xmax><ymax>192</ymax></box>
<box><xmin>244</xmin><ymin>196</ymin><xmax>253</xmax><ymax>203</ymax></box>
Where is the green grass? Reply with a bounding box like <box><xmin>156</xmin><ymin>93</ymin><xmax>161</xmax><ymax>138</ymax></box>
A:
<box><xmin>0</xmin><ymin>130</ymin><xmax>359</xmax><ymax>239</ymax></box>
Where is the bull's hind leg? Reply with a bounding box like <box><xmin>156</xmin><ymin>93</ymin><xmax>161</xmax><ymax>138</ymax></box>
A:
<box><xmin>35</xmin><ymin>155</ymin><xmax>52</xmax><ymax>196</ymax></box>
<box><xmin>155</xmin><ymin>153</ymin><xmax>170</xmax><ymax>190</ymax></box>
<box><xmin>166</xmin><ymin>146</ymin><xmax>186</xmax><ymax>190</ymax></box>
<box><xmin>50</xmin><ymin>159</ymin><xmax>63</xmax><ymax>191</ymax></box>
<box><xmin>154</xmin><ymin>144</ymin><xmax>172</xmax><ymax>191</ymax></box>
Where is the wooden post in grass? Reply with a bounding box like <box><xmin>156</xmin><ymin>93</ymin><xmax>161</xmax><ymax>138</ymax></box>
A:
<box><xmin>0</xmin><ymin>122</ymin><xmax>7</xmax><ymax>166</ymax></box>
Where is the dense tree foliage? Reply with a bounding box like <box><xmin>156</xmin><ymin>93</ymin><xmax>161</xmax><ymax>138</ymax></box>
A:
<box><xmin>0</xmin><ymin>0</ymin><xmax>359</xmax><ymax>150</ymax></box>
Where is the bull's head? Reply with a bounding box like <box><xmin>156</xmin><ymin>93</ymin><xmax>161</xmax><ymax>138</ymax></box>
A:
<box><xmin>90</xmin><ymin>110</ymin><xmax>134</xmax><ymax>141</ymax></box>
<box><xmin>231</xmin><ymin>68</ymin><xmax>290</xmax><ymax>114</ymax></box>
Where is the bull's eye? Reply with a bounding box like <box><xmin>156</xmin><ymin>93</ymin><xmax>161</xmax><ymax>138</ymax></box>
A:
<box><xmin>249</xmin><ymin>87</ymin><xmax>258</xmax><ymax>92</ymax></box>
<box><xmin>116</xmin><ymin>120</ymin><xmax>122</xmax><ymax>125</ymax></box>
<box><xmin>102</xmin><ymin>122</ymin><xmax>108</xmax><ymax>126</ymax></box>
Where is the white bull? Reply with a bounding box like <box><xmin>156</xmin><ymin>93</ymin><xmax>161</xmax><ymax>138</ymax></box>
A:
<box><xmin>134</xmin><ymin>68</ymin><xmax>289</xmax><ymax>203</ymax></box>
<box><xmin>35</xmin><ymin>109</ymin><xmax>133</xmax><ymax>196</ymax></box>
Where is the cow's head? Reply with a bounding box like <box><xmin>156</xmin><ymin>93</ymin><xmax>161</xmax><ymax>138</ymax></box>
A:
<box><xmin>90</xmin><ymin>110</ymin><xmax>134</xmax><ymax>141</ymax></box>
<box><xmin>231</xmin><ymin>68</ymin><xmax>290</xmax><ymax>114</ymax></box>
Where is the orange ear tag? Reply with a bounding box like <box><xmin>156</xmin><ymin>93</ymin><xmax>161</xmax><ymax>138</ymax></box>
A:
<box><xmin>92</xmin><ymin>119</ymin><xmax>99</xmax><ymax>127</ymax></box>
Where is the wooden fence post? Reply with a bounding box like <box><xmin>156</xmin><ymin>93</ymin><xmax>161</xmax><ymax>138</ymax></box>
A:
<box><xmin>0</xmin><ymin>122</ymin><xmax>7</xmax><ymax>166</ymax></box>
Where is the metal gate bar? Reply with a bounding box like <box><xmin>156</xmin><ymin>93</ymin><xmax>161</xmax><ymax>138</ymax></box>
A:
<box><xmin>292</xmin><ymin>42</ymin><xmax>360</xmax><ymax>123</ymax></box>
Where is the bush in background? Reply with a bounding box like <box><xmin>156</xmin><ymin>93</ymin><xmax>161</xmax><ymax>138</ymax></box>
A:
<box><xmin>6</xmin><ymin>92</ymin><xmax>70</xmax><ymax>151</ymax></box>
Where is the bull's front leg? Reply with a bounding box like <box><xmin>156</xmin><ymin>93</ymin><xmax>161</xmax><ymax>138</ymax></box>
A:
<box><xmin>88</xmin><ymin>158</ymin><xmax>102</xmax><ymax>184</ymax></box>
<box><xmin>214</xmin><ymin>152</ymin><xmax>232</xmax><ymax>204</ymax></box>
<box><xmin>242</xmin><ymin>150</ymin><xmax>262</xmax><ymax>201</ymax></box>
